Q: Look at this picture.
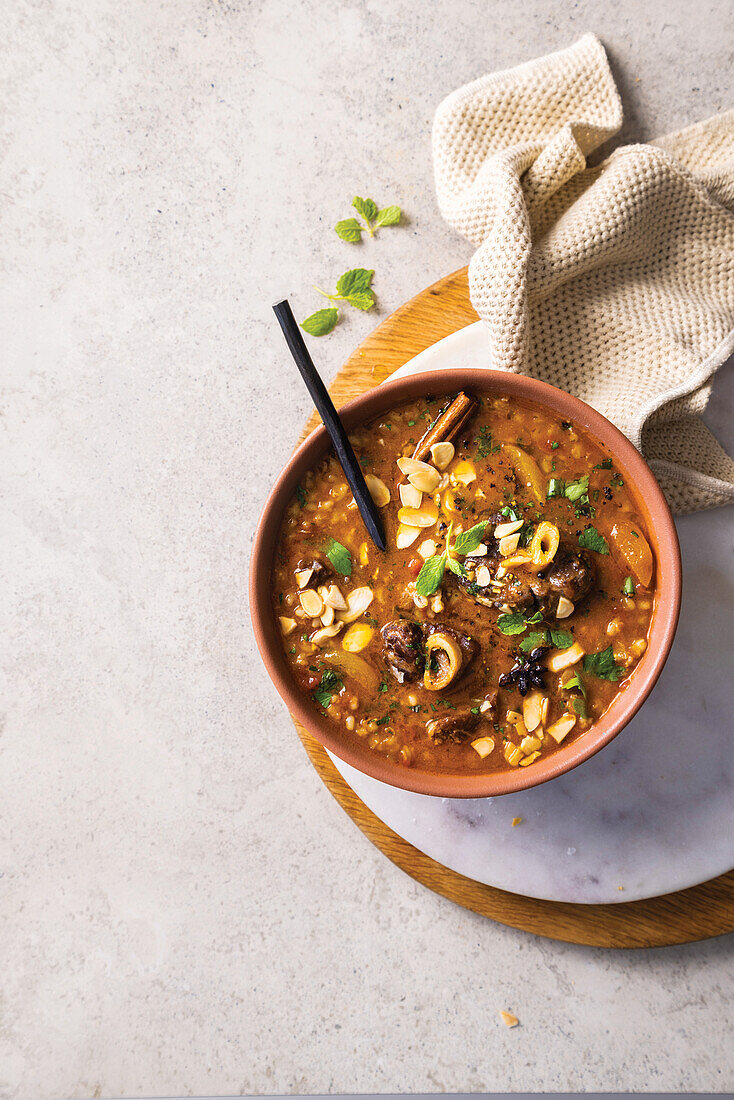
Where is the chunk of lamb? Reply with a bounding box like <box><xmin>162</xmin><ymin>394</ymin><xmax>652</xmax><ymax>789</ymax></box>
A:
<box><xmin>455</xmin><ymin>529</ymin><xmax>595</xmax><ymax>618</ymax></box>
<box><xmin>380</xmin><ymin>620</ymin><xmax>425</xmax><ymax>683</ymax></box>
<box><xmin>426</xmin><ymin>708</ymin><xmax>481</xmax><ymax>744</ymax></box>
<box><xmin>294</xmin><ymin>557</ymin><xmax>331</xmax><ymax>588</ymax></box>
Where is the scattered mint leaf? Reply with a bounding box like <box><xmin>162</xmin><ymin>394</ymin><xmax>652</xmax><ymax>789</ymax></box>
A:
<box><xmin>375</xmin><ymin>713</ymin><xmax>391</xmax><ymax>726</ymax></box>
<box><xmin>476</xmin><ymin>425</ymin><xmax>495</xmax><ymax>458</ymax></box>
<box><xmin>583</xmin><ymin>645</ymin><xmax>625</xmax><ymax>681</ymax></box>
<box><xmin>313</xmin><ymin>669</ymin><xmax>344</xmax><ymax>708</ymax></box>
<box><xmin>500</xmin><ymin>505</ymin><xmax>521</xmax><ymax>522</ymax></box>
<box><xmin>453</xmin><ymin>521</ymin><xmax>488</xmax><ymax>556</ymax></box>
<box><xmin>518</xmin><ymin>522</ymin><xmax>534</xmax><ymax>548</ymax></box>
<box><xmin>375</xmin><ymin>205</ymin><xmax>401</xmax><ymax>227</ymax></box>
<box><xmin>335</xmin><ymin>218</ymin><xmax>363</xmax><ymax>242</ymax></box>
<box><xmin>623</xmin><ymin>576</ymin><xmax>635</xmax><ymax>596</ymax></box>
<box><xmin>336</xmin><ymin>267</ymin><xmax>374</xmax><ymax>297</ymax></box>
<box><xmin>578</xmin><ymin>526</ymin><xmax>610</xmax><ymax>555</ymax></box>
<box><xmin>520</xmin><ymin>629</ymin><xmax>549</xmax><ymax>653</ymax></box>
<box><xmin>295</xmin><ymin>484</ymin><xmax>307</xmax><ymax>507</ymax></box>
<box><xmin>345</xmin><ymin>289</ymin><xmax>375</xmax><ymax>311</ymax></box>
<box><xmin>497</xmin><ymin>612</ymin><xmax>527</xmax><ymax>635</ymax></box>
<box><xmin>352</xmin><ymin>196</ymin><xmax>377</xmax><ymax>224</ymax></box>
<box><xmin>594</xmin><ymin>458</ymin><xmax>613</xmax><ymax>470</ymax></box>
<box><xmin>563</xmin><ymin>671</ymin><xmax>587</xmax><ymax>699</ymax></box>
<box><xmin>301</xmin><ymin>308</ymin><xmax>338</xmax><ymax>336</ymax></box>
<box><xmin>550</xmin><ymin>441</ymin><xmax>559</xmax><ymax>450</ymax></box>
<box><xmin>415</xmin><ymin>555</ymin><xmax>446</xmax><ymax>597</ymax></box>
<box><xmin>550</xmin><ymin>628</ymin><xmax>574</xmax><ymax>649</ymax></box>
<box><xmin>378</xmin><ymin>681</ymin><xmax>389</xmax><ymax>693</ymax></box>
<box><xmin>324</xmin><ymin>537</ymin><xmax>352</xmax><ymax>576</ymax></box>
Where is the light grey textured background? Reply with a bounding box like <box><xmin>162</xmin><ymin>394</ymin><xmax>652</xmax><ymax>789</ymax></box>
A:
<box><xmin>2</xmin><ymin>2</ymin><xmax>734</xmax><ymax>1098</ymax></box>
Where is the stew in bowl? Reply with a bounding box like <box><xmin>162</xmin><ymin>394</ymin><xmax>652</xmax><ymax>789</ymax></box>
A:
<box><xmin>251</xmin><ymin>369</ymin><xmax>681</xmax><ymax>797</ymax></box>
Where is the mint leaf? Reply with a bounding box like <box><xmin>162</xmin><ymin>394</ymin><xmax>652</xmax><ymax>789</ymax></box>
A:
<box><xmin>446</xmin><ymin>557</ymin><xmax>466</xmax><ymax>578</ymax></box>
<box><xmin>564</xmin><ymin>476</ymin><xmax>589</xmax><ymax>503</ymax></box>
<box><xmin>375</xmin><ymin>205</ymin><xmax>401</xmax><ymax>227</ymax></box>
<box><xmin>336</xmin><ymin>267</ymin><xmax>374</xmax><ymax>297</ymax></box>
<box><xmin>520</xmin><ymin>630</ymin><xmax>550</xmax><ymax>653</ymax></box>
<box><xmin>453</xmin><ymin>521</ymin><xmax>488</xmax><ymax>556</ymax></box>
<box><xmin>623</xmin><ymin>576</ymin><xmax>635</xmax><ymax>596</ymax></box>
<box><xmin>497</xmin><ymin>612</ymin><xmax>527</xmax><ymax>635</ymax></box>
<box><xmin>345</xmin><ymin>289</ymin><xmax>375</xmax><ymax>311</ymax></box>
<box><xmin>563</xmin><ymin>671</ymin><xmax>587</xmax><ymax>699</ymax></box>
<box><xmin>583</xmin><ymin>646</ymin><xmax>624</xmax><ymax>681</ymax></box>
<box><xmin>415</xmin><ymin>555</ymin><xmax>446</xmax><ymax>596</ymax></box>
<box><xmin>324</xmin><ymin>537</ymin><xmax>352</xmax><ymax>576</ymax></box>
<box><xmin>301</xmin><ymin>308</ymin><xmax>338</xmax><ymax>336</ymax></box>
<box><xmin>352</xmin><ymin>196</ymin><xmax>377</xmax><ymax>223</ymax></box>
<box><xmin>500</xmin><ymin>506</ymin><xmax>521</xmax><ymax>521</ymax></box>
<box><xmin>313</xmin><ymin>669</ymin><xmax>344</xmax><ymax>708</ymax></box>
<box><xmin>550</xmin><ymin>628</ymin><xmax>574</xmax><ymax>649</ymax></box>
<box><xmin>578</xmin><ymin>526</ymin><xmax>609</xmax><ymax>555</ymax></box>
<box><xmin>335</xmin><ymin>218</ymin><xmax>363</xmax><ymax>242</ymax></box>
<box><xmin>593</xmin><ymin>458</ymin><xmax>613</xmax><ymax>470</ymax></box>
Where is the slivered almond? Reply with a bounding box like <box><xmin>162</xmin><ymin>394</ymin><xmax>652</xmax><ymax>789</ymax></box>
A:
<box><xmin>499</xmin><ymin>532</ymin><xmax>521</xmax><ymax>556</ymax></box>
<box><xmin>556</xmin><ymin>596</ymin><xmax>575</xmax><ymax>618</ymax></box>
<box><xmin>450</xmin><ymin>459</ymin><xmax>476</xmax><ymax>486</ymax></box>
<box><xmin>418</xmin><ymin>539</ymin><xmax>437</xmax><ymax>560</ymax></box>
<box><xmin>323</xmin><ymin>584</ymin><xmax>347</xmax><ymax>611</ymax></box>
<box><xmin>397</xmin><ymin>456</ymin><xmax>437</xmax><ymax>479</ymax></box>
<box><xmin>430</xmin><ymin>441</ymin><xmax>455</xmax><ymax>470</ymax></box>
<box><xmin>396</xmin><ymin>524</ymin><xmax>420</xmax><ymax>549</ymax></box>
<box><xmin>399</xmin><ymin>482</ymin><xmax>422</xmax><ymax>509</ymax></box>
<box><xmin>337</xmin><ymin>586</ymin><xmax>373</xmax><ymax>624</ymax></box>
<box><xmin>295</xmin><ymin>568</ymin><xmax>314</xmax><ymax>589</ymax></box>
<box><xmin>397</xmin><ymin>502</ymin><xmax>439</xmax><ymax>528</ymax></box>
<box><xmin>407</xmin><ymin>467</ymin><xmax>441</xmax><ymax>494</ymax></box>
<box><xmin>278</xmin><ymin>616</ymin><xmax>297</xmax><ymax>636</ymax></box>
<box><xmin>310</xmin><ymin>622</ymin><xmax>344</xmax><ymax>647</ymax></box>
<box><xmin>494</xmin><ymin>519</ymin><xmax>524</xmax><ymax>538</ymax></box>
<box><xmin>475</xmin><ymin>565</ymin><xmax>491</xmax><ymax>587</ymax></box>
<box><xmin>299</xmin><ymin>589</ymin><xmax>324</xmax><ymax>617</ymax></box>
<box><xmin>546</xmin><ymin>642</ymin><xmax>585</xmax><ymax>672</ymax></box>
<box><xmin>471</xmin><ymin>736</ymin><xmax>495</xmax><ymax>758</ymax></box>
<box><xmin>364</xmin><ymin>474</ymin><xmax>390</xmax><ymax>507</ymax></box>
<box><xmin>465</xmin><ymin>543</ymin><xmax>488</xmax><ymax>558</ymax></box>
<box><xmin>522</xmin><ymin>690</ymin><xmax>546</xmax><ymax>732</ymax></box>
<box><xmin>547</xmin><ymin>713</ymin><xmax>577</xmax><ymax>744</ymax></box>
<box><xmin>320</xmin><ymin>605</ymin><xmax>335</xmax><ymax>626</ymax></box>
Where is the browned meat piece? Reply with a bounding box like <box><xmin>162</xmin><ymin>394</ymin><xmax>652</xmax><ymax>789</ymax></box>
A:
<box><xmin>381</xmin><ymin>620</ymin><xmax>425</xmax><ymax>683</ymax></box>
<box><xmin>453</xmin><ymin>533</ymin><xmax>596</xmax><ymax>618</ymax></box>
<box><xmin>545</xmin><ymin>545</ymin><xmax>596</xmax><ymax>606</ymax></box>
<box><xmin>424</xmin><ymin>622</ymin><xmax>479</xmax><ymax>670</ymax></box>
<box><xmin>426</xmin><ymin>708</ymin><xmax>481</xmax><ymax>744</ymax></box>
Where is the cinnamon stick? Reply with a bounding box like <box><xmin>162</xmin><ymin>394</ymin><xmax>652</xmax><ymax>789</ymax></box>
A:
<box><xmin>412</xmin><ymin>392</ymin><xmax>478</xmax><ymax>462</ymax></box>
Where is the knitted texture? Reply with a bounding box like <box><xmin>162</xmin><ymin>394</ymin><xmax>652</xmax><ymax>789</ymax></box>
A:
<box><xmin>433</xmin><ymin>33</ymin><xmax>734</xmax><ymax>513</ymax></box>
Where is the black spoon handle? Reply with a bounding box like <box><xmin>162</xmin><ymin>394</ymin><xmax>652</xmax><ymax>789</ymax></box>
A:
<box><xmin>272</xmin><ymin>300</ymin><xmax>387</xmax><ymax>552</ymax></box>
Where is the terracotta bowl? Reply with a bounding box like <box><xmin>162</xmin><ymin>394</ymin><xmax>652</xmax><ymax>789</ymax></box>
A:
<box><xmin>250</xmin><ymin>369</ymin><xmax>681</xmax><ymax>798</ymax></box>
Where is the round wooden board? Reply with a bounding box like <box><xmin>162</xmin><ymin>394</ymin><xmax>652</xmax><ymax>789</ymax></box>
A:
<box><xmin>293</xmin><ymin>266</ymin><xmax>734</xmax><ymax>948</ymax></box>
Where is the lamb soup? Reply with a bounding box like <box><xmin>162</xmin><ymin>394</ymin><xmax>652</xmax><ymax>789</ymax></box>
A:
<box><xmin>271</xmin><ymin>391</ymin><xmax>655</xmax><ymax>775</ymax></box>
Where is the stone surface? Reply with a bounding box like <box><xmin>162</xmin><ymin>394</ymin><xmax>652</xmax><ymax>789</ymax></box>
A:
<box><xmin>2</xmin><ymin>1</ymin><xmax>733</xmax><ymax>1097</ymax></box>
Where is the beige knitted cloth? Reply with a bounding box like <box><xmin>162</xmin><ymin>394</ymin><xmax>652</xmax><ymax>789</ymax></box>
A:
<box><xmin>433</xmin><ymin>33</ymin><xmax>734</xmax><ymax>513</ymax></box>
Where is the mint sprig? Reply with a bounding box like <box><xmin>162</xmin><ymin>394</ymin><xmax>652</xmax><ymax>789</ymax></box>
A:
<box><xmin>301</xmin><ymin>269</ymin><xmax>376</xmax><ymax>336</ymax></box>
<box><xmin>335</xmin><ymin>197</ymin><xmax>402</xmax><ymax>241</ymax></box>
<box><xmin>415</xmin><ymin>521</ymin><xmax>487</xmax><ymax>597</ymax></box>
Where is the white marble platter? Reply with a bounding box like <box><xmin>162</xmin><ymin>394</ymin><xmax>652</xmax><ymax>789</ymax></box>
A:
<box><xmin>328</xmin><ymin>321</ymin><xmax>734</xmax><ymax>904</ymax></box>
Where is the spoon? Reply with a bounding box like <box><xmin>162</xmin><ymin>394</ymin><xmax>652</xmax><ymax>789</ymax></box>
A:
<box><xmin>272</xmin><ymin>299</ymin><xmax>387</xmax><ymax>551</ymax></box>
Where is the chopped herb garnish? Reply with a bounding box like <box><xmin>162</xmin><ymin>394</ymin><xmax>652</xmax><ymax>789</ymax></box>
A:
<box><xmin>623</xmin><ymin>576</ymin><xmax>635</xmax><ymax>596</ymax></box>
<box><xmin>572</xmin><ymin>696</ymin><xmax>588</xmax><ymax>719</ymax></box>
<box><xmin>583</xmin><ymin>645</ymin><xmax>625</xmax><ymax>681</ymax></box>
<box><xmin>547</xmin><ymin>478</ymin><xmax>565</xmax><ymax>499</ymax></box>
<box><xmin>564</xmin><ymin>476</ymin><xmax>590</xmax><ymax>504</ymax></box>
<box><xmin>593</xmin><ymin>458</ymin><xmax>613</xmax><ymax>470</ymax></box>
<box><xmin>375</xmin><ymin>714</ymin><xmax>391</xmax><ymax>726</ymax></box>
<box><xmin>550</xmin><ymin>441</ymin><xmax>559</xmax><ymax>450</ymax></box>
<box><xmin>415</xmin><ymin>521</ymin><xmax>487</xmax><ymax>596</ymax></box>
<box><xmin>550</xmin><ymin>628</ymin><xmax>574</xmax><ymax>649</ymax></box>
<box><xmin>476</xmin><ymin>425</ymin><xmax>494</xmax><ymax>458</ymax></box>
<box><xmin>578</xmin><ymin>526</ymin><xmax>610</xmax><ymax>555</ymax></box>
<box><xmin>519</xmin><ymin>630</ymin><xmax>549</xmax><ymax>653</ymax></box>
<box><xmin>500</xmin><ymin>505</ymin><xmax>521</xmax><ymax>522</ymax></box>
<box><xmin>312</xmin><ymin>669</ymin><xmax>344</xmax><ymax>708</ymax></box>
<box><xmin>295</xmin><ymin>484</ymin><xmax>307</xmax><ymax>507</ymax></box>
<box><xmin>378</xmin><ymin>681</ymin><xmax>389</xmax><ymax>693</ymax></box>
<box><xmin>324</xmin><ymin>537</ymin><xmax>352</xmax><ymax>575</ymax></box>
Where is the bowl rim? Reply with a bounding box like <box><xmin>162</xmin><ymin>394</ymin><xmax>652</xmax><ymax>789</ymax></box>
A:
<box><xmin>249</xmin><ymin>368</ymin><xmax>682</xmax><ymax>798</ymax></box>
